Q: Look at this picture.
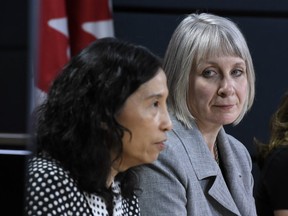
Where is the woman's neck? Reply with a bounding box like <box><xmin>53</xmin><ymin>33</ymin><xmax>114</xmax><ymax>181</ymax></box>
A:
<box><xmin>196</xmin><ymin>121</ymin><xmax>221</xmax><ymax>152</ymax></box>
<box><xmin>107</xmin><ymin>167</ymin><xmax>119</xmax><ymax>188</ymax></box>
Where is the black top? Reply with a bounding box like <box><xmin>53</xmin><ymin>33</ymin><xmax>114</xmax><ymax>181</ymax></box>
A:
<box><xmin>255</xmin><ymin>146</ymin><xmax>288</xmax><ymax>216</ymax></box>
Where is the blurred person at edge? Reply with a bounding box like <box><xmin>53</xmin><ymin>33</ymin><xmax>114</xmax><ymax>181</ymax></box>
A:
<box><xmin>255</xmin><ymin>91</ymin><xmax>288</xmax><ymax>216</ymax></box>
<box><xmin>138</xmin><ymin>13</ymin><xmax>257</xmax><ymax>216</ymax></box>
<box><xmin>25</xmin><ymin>37</ymin><xmax>172</xmax><ymax>216</ymax></box>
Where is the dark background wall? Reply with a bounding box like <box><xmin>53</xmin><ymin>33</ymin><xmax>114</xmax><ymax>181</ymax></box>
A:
<box><xmin>0</xmin><ymin>1</ymin><xmax>29</xmax><ymax>134</ymax></box>
<box><xmin>0</xmin><ymin>1</ymin><xmax>30</xmax><ymax>215</ymax></box>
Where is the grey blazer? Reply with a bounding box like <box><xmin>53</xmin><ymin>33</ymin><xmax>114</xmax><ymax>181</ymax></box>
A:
<box><xmin>138</xmin><ymin>115</ymin><xmax>257</xmax><ymax>216</ymax></box>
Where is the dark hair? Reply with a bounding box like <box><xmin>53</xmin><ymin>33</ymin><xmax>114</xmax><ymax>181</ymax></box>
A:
<box><xmin>255</xmin><ymin>91</ymin><xmax>288</xmax><ymax>168</ymax></box>
<box><xmin>34</xmin><ymin>37</ymin><xmax>162</xmax><ymax>212</ymax></box>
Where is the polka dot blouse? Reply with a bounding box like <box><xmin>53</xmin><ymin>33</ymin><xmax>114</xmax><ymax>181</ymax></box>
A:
<box><xmin>25</xmin><ymin>155</ymin><xmax>140</xmax><ymax>216</ymax></box>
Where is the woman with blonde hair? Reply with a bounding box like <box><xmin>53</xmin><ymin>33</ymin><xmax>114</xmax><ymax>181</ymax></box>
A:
<box><xmin>138</xmin><ymin>13</ymin><xmax>257</xmax><ymax>216</ymax></box>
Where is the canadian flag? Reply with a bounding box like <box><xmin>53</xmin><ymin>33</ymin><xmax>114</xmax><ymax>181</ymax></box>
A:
<box><xmin>34</xmin><ymin>0</ymin><xmax>114</xmax><ymax>106</ymax></box>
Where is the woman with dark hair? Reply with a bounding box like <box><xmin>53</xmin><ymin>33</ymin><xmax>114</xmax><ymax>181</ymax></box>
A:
<box><xmin>25</xmin><ymin>37</ymin><xmax>172</xmax><ymax>216</ymax></box>
<box><xmin>255</xmin><ymin>91</ymin><xmax>288</xmax><ymax>216</ymax></box>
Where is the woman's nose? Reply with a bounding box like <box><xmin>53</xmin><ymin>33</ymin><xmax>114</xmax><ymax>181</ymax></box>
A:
<box><xmin>161</xmin><ymin>107</ymin><xmax>172</xmax><ymax>131</ymax></box>
<box><xmin>217</xmin><ymin>78</ymin><xmax>234</xmax><ymax>97</ymax></box>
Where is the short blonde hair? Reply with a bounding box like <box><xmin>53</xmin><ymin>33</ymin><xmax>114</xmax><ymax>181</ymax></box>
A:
<box><xmin>164</xmin><ymin>13</ymin><xmax>255</xmax><ymax>128</ymax></box>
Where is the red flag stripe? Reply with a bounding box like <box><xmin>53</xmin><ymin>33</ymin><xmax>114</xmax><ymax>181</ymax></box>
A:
<box><xmin>36</xmin><ymin>0</ymin><xmax>114</xmax><ymax>103</ymax></box>
<box><xmin>37</xmin><ymin>0</ymin><xmax>70</xmax><ymax>93</ymax></box>
<box><xmin>67</xmin><ymin>0</ymin><xmax>114</xmax><ymax>56</ymax></box>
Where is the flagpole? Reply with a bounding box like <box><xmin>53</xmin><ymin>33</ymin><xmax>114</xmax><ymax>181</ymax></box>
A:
<box><xmin>28</xmin><ymin>0</ymin><xmax>40</xmax><ymax>113</ymax></box>
<box><xmin>26</xmin><ymin>0</ymin><xmax>40</xmax><ymax>153</ymax></box>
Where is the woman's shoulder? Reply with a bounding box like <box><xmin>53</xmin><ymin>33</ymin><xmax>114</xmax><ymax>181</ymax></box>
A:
<box><xmin>25</xmin><ymin>154</ymin><xmax>92</xmax><ymax>215</ymax></box>
<box><xmin>27</xmin><ymin>153</ymin><xmax>72</xmax><ymax>183</ymax></box>
<box><xmin>269</xmin><ymin>145</ymin><xmax>288</xmax><ymax>156</ymax></box>
<box><xmin>259</xmin><ymin>146</ymin><xmax>288</xmax><ymax>198</ymax></box>
<box><xmin>264</xmin><ymin>146</ymin><xmax>288</xmax><ymax>169</ymax></box>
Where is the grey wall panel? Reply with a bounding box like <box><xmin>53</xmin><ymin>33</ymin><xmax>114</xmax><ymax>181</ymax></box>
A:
<box><xmin>114</xmin><ymin>13</ymin><xmax>184</xmax><ymax>57</ymax></box>
<box><xmin>0</xmin><ymin>0</ymin><xmax>29</xmax><ymax>134</ymax></box>
<box><xmin>0</xmin><ymin>1</ymin><xmax>28</xmax><ymax>48</ymax></box>
<box><xmin>0</xmin><ymin>50</ymin><xmax>28</xmax><ymax>133</ymax></box>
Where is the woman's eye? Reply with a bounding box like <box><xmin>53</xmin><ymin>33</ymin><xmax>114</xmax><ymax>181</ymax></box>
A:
<box><xmin>202</xmin><ymin>69</ymin><xmax>216</xmax><ymax>78</ymax></box>
<box><xmin>153</xmin><ymin>101</ymin><xmax>159</xmax><ymax>107</ymax></box>
<box><xmin>232</xmin><ymin>69</ymin><xmax>243</xmax><ymax>77</ymax></box>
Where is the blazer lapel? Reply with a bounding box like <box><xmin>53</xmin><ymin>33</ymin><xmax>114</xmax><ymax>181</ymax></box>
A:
<box><xmin>171</xmin><ymin>117</ymin><xmax>241</xmax><ymax>215</ymax></box>
<box><xmin>217</xmin><ymin>129</ymin><xmax>252</xmax><ymax>216</ymax></box>
<box><xmin>208</xmin><ymin>173</ymin><xmax>241</xmax><ymax>215</ymax></box>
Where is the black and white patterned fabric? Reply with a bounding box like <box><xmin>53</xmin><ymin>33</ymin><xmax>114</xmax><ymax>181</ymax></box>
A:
<box><xmin>25</xmin><ymin>155</ymin><xmax>140</xmax><ymax>216</ymax></box>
